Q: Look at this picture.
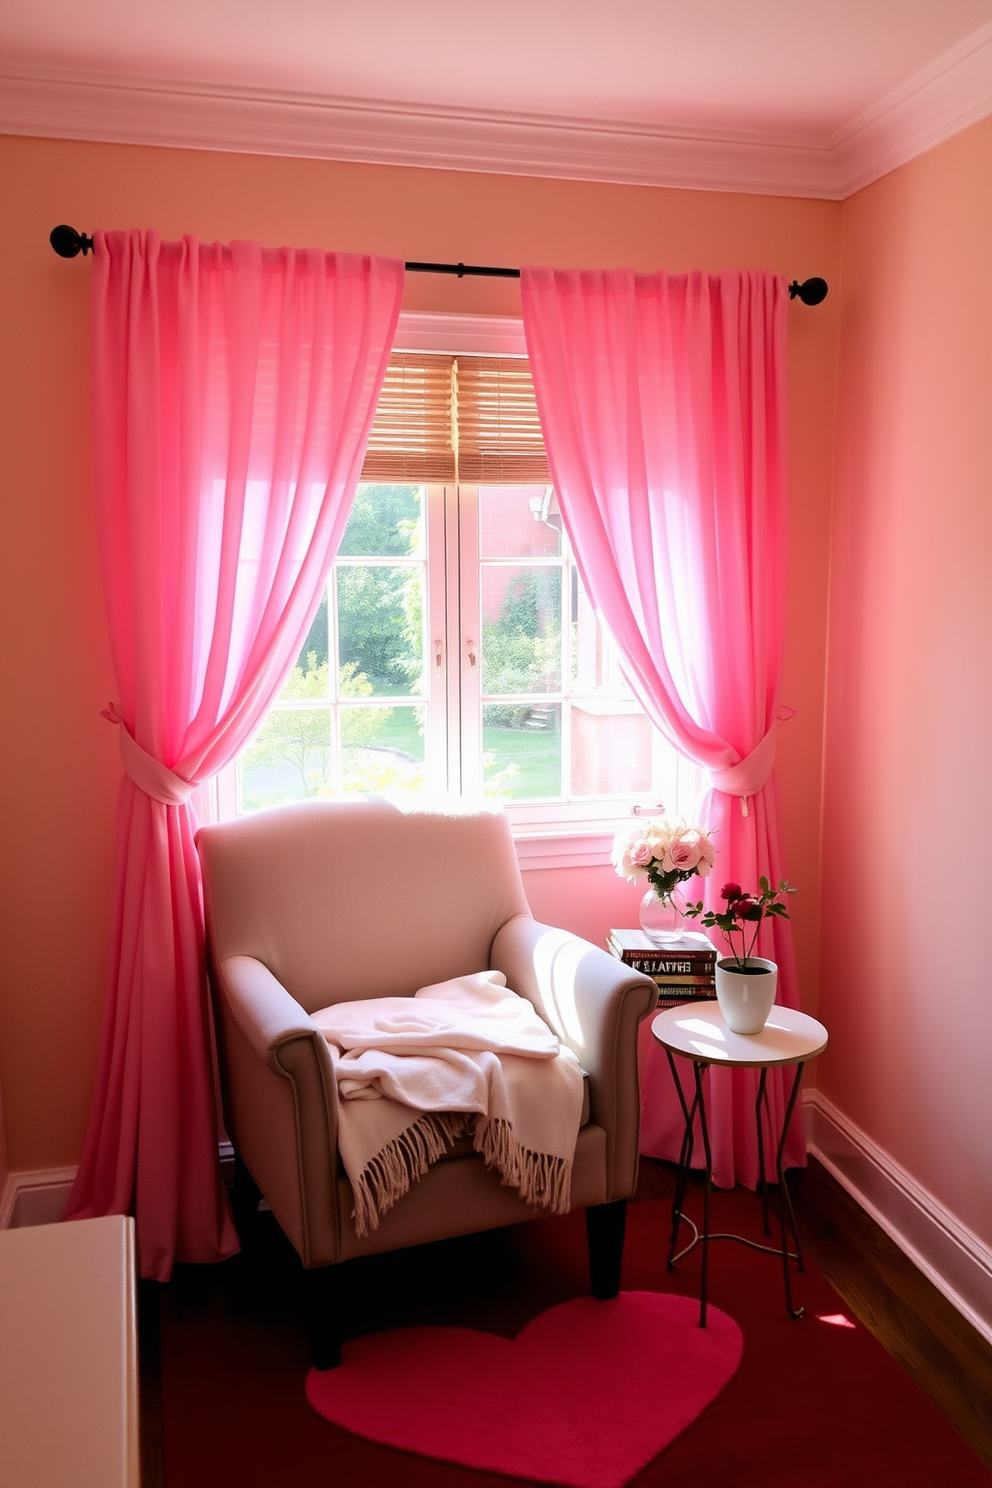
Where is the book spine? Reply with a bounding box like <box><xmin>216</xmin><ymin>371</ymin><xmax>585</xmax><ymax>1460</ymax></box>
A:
<box><xmin>643</xmin><ymin>972</ymin><xmax>715</xmax><ymax>986</ymax></box>
<box><xmin>651</xmin><ymin>980</ymin><xmax>715</xmax><ymax>995</ymax></box>
<box><xmin>621</xmin><ymin>958</ymin><xmax>715</xmax><ymax>977</ymax></box>
<box><xmin>654</xmin><ymin>992</ymin><xmax>717</xmax><ymax>1009</ymax></box>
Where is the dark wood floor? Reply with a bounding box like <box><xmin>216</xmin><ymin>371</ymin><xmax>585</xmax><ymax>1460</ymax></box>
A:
<box><xmin>793</xmin><ymin>1158</ymin><xmax>992</xmax><ymax>1473</ymax></box>
<box><xmin>637</xmin><ymin>1155</ymin><xmax>992</xmax><ymax>1473</ymax></box>
<box><xmin>139</xmin><ymin>1156</ymin><xmax>992</xmax><ymax>1483</ymax></box>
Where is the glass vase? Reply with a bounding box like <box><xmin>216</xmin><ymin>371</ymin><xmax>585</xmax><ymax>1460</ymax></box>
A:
<box><xmin>638</xmin><ymin>886</ymin><xmax>688</xmax><ymax>945</ymax></box>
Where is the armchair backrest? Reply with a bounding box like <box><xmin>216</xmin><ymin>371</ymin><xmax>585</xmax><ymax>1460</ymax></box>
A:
<box><xmin>197</xmin><ymin>798</ymin><xmax>532</xmax><ymax>1013</ymax></box>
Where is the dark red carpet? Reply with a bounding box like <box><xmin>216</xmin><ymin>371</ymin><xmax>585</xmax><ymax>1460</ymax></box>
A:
<box><xmin>157</xmin><ymin>1191</ymin><xmax>992</xmax><ymax>1487</ymax></box>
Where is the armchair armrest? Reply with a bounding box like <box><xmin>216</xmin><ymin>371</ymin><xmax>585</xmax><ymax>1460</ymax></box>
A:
<box><xmin>213</xmin><ymin>955</ymin><xmax>341</xmax><ymax>1266</ymax></box>
<box><xmin>219</xmin><ymin>955</ymin><xmax>325</xmax><ymax>1064</ymax></box>
<box><xmin>490</xmin><ymin>916</ymin><xmax>657</xmax><ymax>1201</ymax></box>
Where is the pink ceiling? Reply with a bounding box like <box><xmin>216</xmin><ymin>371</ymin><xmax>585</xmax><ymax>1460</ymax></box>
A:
<box><xmin>3</xmin><ymin>0</ymin><xmax>992</xmax><ymax>139</ymax></box>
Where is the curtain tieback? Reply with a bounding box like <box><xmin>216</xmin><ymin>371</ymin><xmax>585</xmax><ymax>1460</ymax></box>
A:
<box><xmin>103</xmin><ymin>704</ymin><xmax>194</xmax><ymax>806</ymax></box>
<box><xmin>709</xmin><ymin>724</ymin><xmax>777</xmax><ymax>818</ymax></box>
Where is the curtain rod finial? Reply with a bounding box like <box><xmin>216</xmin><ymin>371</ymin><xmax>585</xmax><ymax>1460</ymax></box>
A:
<box><xmin>789</xmin><ymin>276</ymin><xmax>828</xmax><ymax>305</ymax></box>
<box><xmin>50</xmin><ymin>225</ymin><xmax>93</xmax><ymax>258</ymax></box>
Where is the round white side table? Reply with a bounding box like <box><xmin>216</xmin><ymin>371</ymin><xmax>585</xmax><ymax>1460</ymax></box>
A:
<box><xmin>651</xmin><ymin>1001</ymin><xmax>828</xmax><ymax>1326</ymax></box>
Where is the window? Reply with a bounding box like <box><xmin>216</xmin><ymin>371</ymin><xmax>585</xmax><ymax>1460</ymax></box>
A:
<box><xmin>215</xmin><ymin>317</ymin><xmax>700</xmax><ymax>859</ymax></box>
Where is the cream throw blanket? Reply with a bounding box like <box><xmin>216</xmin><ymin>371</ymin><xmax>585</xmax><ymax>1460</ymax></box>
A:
<box><xmin>311</xmin><ymin>971</ymin><xmax>584</xmax><ymax>1237</ymax></box>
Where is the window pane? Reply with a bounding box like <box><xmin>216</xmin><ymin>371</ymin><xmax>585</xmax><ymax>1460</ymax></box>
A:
<box><xmin>337</xmin><ymin>564</ymin><xmax>424</xmax><ymax>698</ymax></box>
<box><xmin>229</xmin><ymin>458</ymin><xmax>700</xmax><ymax>825</ymax></box>
<box><xmin>239</xmin><ymin>704</ymin><xmax>332</xmax><ymax>811</ymax></box>
<box><xmin>483</xmin><ymin>703</ymin><xmax>561</xmax><ymax>800</ymax></box>
<box><xmin>338</xmin><ymin>484</ymin><xmax>425</xmax><ymax>558</ymax></box>
<box><xmin>282</xmin><ymin>597</ymin><xmax>331</xmax><ymax>700</ymax></box>
<box><xmin>571</xmin><ymin>580</ymin><xmax>632</xmax><ymax>692</ymax></box>
<box><xmin>570</xmin><ymin>699</ymin><xmax>656</xmax><ymax>796</ymax></box>
<box><xmin>342</xmin><ymin>705</ymin><xmax>425</xmax><ymax>794</ymax></box>
<box><xmin>479</xmin><ymin>485</ymin><xmax>561</xmax><ymax>558</ymax></box>
<box><xmin>481</xmin><ymin>566</ymin><xmax>561</xmax><ymax>695</ymax></box>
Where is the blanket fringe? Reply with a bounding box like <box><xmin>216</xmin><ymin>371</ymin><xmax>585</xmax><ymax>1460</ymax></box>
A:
<box><xmin>475</xmin><ymin>1117</ymin><xmax>572</xmax><ymax>1216</ymax></box>
<box><xmin>351</xmin><ymin>1112</ymin><xmax>572</xmax><ymax>1235</ymax></box>
<box><xmin>351</xmin><ymin>1112</ymin><xmax>469</xmax><ymax>1237</ymax></box>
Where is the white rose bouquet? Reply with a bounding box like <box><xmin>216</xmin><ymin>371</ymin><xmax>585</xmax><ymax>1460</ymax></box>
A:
<box><xmin>611</xmin><ymin>815</ymin><xmax>715</xmax><ymax>901</ymax></box>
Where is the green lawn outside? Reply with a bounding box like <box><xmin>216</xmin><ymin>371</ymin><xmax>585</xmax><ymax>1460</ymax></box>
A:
<box><xmin>483</xmin><ymin>724</ymin><xmax>560</xmax><ymax>799</ymax></box>
<box><xmin>243</xmin><ymin>706</ymin><xmax>562</xmax><ymax>806</ymax></box>
<box><xmin>348</xmin><ymin>708</ymin><xmax>561</xmax><ymax>798</ymax></box>
<box><xmin>356</xmin><ymin>706</ymin><xmax>424</xmax><ymax>759</ymax></box>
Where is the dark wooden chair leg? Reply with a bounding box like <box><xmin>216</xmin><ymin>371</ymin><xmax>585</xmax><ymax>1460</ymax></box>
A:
<box><xmin>230</xmin><ymin>1152</ymin><xmax>262</xmax><ymax>1242</ymax></box>
<box><xmin>304</xmin><ymin>1263</ymin><xmax>343</xmax><ymax>1370</ymax></box>
<box><xmin>586</xmin><ymin>1199</ymin><xmax>627</xmax><ymax>1299</ymax></box>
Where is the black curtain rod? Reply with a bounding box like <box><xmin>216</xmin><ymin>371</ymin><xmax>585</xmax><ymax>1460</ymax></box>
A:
<box><xmin>49</xmin><ymin>226</ymin><xmax>828</xmax><ymax>304</ymax></box>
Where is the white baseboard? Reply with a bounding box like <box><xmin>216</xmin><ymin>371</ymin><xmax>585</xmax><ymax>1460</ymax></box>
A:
<box><xmin>7</xmin><ymin>1116</ymin><xmax>991</xmax><ymax>1350</ymax></box>
<box><xmin>0</xmin><ymin>1145</ymin><xmax>238</xmax><ymax>1231</ymax></box>
<box><xmin>0</xmin><ymin>1166</ymin><xmax>76</xmax><ymax>1229</ymax></box>
<box><xmin>805</xmin><ymin>1090</ymin><xmax>992</xmax><ymax>1348</ymax></box>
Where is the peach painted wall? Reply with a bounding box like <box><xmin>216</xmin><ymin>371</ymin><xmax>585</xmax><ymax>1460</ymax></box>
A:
<box><xmin>821</xmin><ymin>117</ymin><xmax>992</xmax><ymax>1247</ymax></box>
<box><xmin>0</xmin><ymin>133</ymin><xmax>840</xmax><ymax>1175</ymax></box>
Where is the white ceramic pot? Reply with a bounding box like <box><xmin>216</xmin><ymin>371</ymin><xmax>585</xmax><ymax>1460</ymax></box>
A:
<box><xmin>715</xmin><ymin>957</ymin><xmax>778</xmax><ymax>1034</ymax></box>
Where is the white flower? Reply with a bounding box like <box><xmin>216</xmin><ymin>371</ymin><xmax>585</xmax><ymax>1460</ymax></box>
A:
<box><xmin>612</xmin><ymin>816</ymin><xmax>716</xmax><ymax>885</ymax></box>
<box><xmin>611</xmin><ymin>824</ymin><xmax>654</xmax><ymax>882</ymax></box>
<box><xmin>663</xmin><ymin>834</ymin><xmax>702</xmax><ymax>873</ymax></box>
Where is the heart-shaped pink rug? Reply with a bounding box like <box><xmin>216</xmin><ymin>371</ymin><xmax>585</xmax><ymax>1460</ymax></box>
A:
<box><xmin>306</xmin><ymin>1291</ymin><xmax>742</xmax><ymax>1488</ymax></box>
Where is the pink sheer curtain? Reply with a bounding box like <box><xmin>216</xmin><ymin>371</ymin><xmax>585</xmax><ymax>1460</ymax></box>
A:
<box><xmin>520</xmin><ymin>266</ymin><xmax>804</xmax><ymax>1186</ymax></box>
<box><xmin>66</xmin><ymin>232</ymin><xmax>404</xmax><ymax>1278</ymax></box>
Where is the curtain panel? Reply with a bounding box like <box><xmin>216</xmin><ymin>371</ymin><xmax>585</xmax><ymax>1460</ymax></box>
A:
<box><xmin>520</xmin><ymin>265</ymin><xmax>804</xmax><ymax>1185</ymax></box>
<box><xmin>66</xmin><ymin>232</ymin><xmax>404</xmax><ymax>1278</ymax></box>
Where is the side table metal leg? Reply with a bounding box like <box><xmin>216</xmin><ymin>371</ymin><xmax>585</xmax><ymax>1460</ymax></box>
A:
<box><xmin>755</xmin><ymin>1068</ymin><xmax>771</xmax><ymax>1236</ymax></box>
<box><xmin>777</xmin><ymin>1062</ymin><xmax>807</xmax><ymax>1319</ymax></box>
<box><xmin>693</xmin><ymin>1061</ymin><xmax>713</xmax><ymax>1329</ymax></box>
<box><xmin>665</xmin><ymin>1048</ymin><xmax>696</xmax><ymax>1265</ymax></box>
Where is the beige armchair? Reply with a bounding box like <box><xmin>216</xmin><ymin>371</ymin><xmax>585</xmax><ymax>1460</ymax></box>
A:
<box><xmin>196</xmin><ymin>797</ymin><xmax>657</xmax><ymax>1367</ymax></box>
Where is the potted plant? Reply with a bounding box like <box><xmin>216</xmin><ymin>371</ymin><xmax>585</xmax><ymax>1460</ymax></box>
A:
<box><xmin>685</xmin><ymin>878</ymin><xmax>796</xmax><ymax>1033</ymax></box>
<box><xmin>612</xmin><ymin>815</ymin><xmax>715</xmax><ymax>944</ymax></box>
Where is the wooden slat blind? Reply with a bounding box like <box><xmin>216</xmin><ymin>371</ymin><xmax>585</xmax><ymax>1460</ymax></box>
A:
<box><xmin>455</xmin><ymin>357</ymin><xmax>551</xmax><ymax>484</ymax></box>
<box><xmin>360</xmin><ymin>353</ymin><xmax>551</xmax><ymax>485</ymax></box>
<box><xmin>360</xmin><ymin>354</ymin><xmax>456</xmax><ymax>482</ymax></box>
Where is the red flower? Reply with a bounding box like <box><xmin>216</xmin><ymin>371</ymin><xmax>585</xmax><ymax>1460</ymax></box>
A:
<box><xmin>720</xmin><ymin>882</ymin><xmax>743</xmax><ymax>901</ymax></box>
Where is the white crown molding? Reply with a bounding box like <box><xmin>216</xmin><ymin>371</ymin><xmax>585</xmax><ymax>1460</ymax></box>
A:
<box><xmin>805</xmin><ymin>1090</ymin><xmax>992</xmax><ymax>1347</ymax></box>
<box><xmin>2</xmin><ymin>23</ymin><xmax>992</xmax><ymax>203</ymax></box>
<box><xmin>833</xmin><ymin>18</ymin><xmax>992</xmax><ymax>195</ymax></box>
<box><xmin>0</xmin><ymin>63</ymin><xmax>841</xmax><ymax>198</ymax></box>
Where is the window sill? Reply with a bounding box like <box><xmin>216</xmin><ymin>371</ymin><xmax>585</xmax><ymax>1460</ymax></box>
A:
<box><xmin>512</xmin><ymin>828</ymin><xmax>616</xmax><ymax>872</ymax></box>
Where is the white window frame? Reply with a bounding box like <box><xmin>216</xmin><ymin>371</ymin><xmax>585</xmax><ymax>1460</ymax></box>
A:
<box><xmin>206</xmin><ymin>312</ymin><xmax>704</xmax><ymax>867</ymax></box>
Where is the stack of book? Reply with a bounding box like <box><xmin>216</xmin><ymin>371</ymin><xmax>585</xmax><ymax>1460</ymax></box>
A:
<box><xmin>607</xmin><ymin>928</ymin><xmax>717</xmax><ymax>1008</ymax></box>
